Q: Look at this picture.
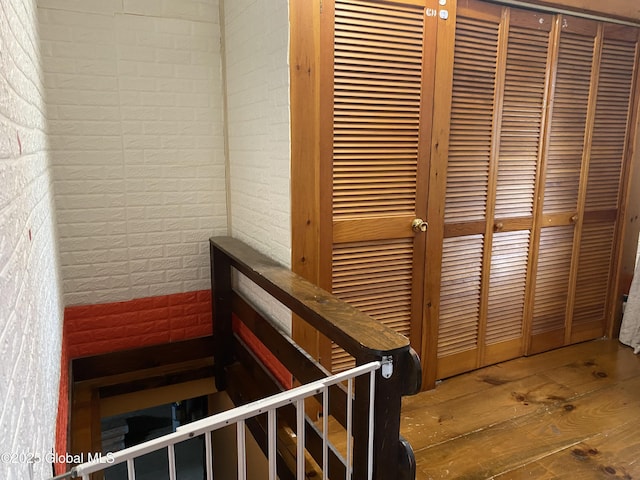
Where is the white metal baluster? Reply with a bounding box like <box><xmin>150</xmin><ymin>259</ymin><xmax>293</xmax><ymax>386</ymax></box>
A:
<box><xmin>268</xmin><ymin>409</ymin><xmax>277</xmax><ymax>480</ymax></box>
<box><xmin>167</xmin><ymin>444</ymin><xmax>177</xmax><ymax>480</ymax></box>
<box><xmin>127</xmin><ymin>458</ymin><xmax>136</xmax><ymax>480</ymax></box>
<box><xmin>322</xmin><ymin>386</ymin><xmax>329</xmax><ymax>480</ymax></box>
<box><xmin>367</xmin><ymin>370</ymin><xmax>376</xmax><ymax>480</ymax></box>
<box><xmin>205</xmin><ymin>432</ymin><xmax>213</xmax><ymax>480</ymax></box>
<box><xmin>237</xmin><ymin>419</ymin><xmax>247</xmax><ymax>480</ymax></box>
<box><xmin>64</xmin><ymin>363</ymin><xmax>382</xmax><ymax>480</ymax></box>
<box><xmin>296</xmin><ymin>398</ymin><xmax>305</xmax><ymax>479</ymax></box>
<box><xmin>346</xmin><ymin>377</ymin><xmax>353</xmax><ymax>480</ymax></box>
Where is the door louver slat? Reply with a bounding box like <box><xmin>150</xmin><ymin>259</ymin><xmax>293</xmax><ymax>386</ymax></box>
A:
<box><xmin>543</xmin><ymin>32</ymin><xmax>594</xmax><ymax>214</ymax></box>
<box><xmin>333</xmin><ymin>0</ymin><xmax>424</xmax><ymax>218</ymax></box>
<box><xmin>585</xmin><ymin>38</ymin><xmax>636</xmax><ymax>211</ymax></box>
<box><xmin>438</xmin><ymin>235</ymin><xmax>483</xmax><ymax>358</ymax></box>
<box><xmin>486</xmin><ymin>231</ymin><xmax>530</xmax><ymax>344</ymax></box>
<box><xmin>573</xmin><ymin>223</ymin><xmax>616</xmax><ymax>327</ymax></box>
<box><xmin>495</xmin><ymin>26</ymin><xmax>548</xmax><ymax>219</ymax></box>
<box><xmin>332</xmin><ymin>239</ymin><xmax>414</xmax><ymax>372</ymax></box>
<box><xmin>532</xmin><ymin>226</ymin><xmax>574</xmax><ymax>335</ymax></box>
<box><xmin>444</xmin><ymin>16</ymin><xmax>498</xmax><ymax>223</ymax></box>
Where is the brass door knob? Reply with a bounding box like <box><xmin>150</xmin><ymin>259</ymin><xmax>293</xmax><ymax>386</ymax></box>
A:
<box><xmin>412</xmin><ymin>218</ymin><xmax>428</xmax><ymax>233</ymax></box>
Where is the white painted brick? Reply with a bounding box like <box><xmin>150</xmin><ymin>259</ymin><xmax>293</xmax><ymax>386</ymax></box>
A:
<box><xmin>166</xmin><ymin>243</ymin><xmax>199</xmax><ymax>257</ymax></box>
<box><xmin>129</xmin><ymin>259</ymin><xmax>150</xmax><ymax>273</ymax></box>
<box><xmin>149</xmin><ymin>257</ymin><xmax>182</xmax><ymax>271</ymax></box>
<box><xmin>131</xmin><ymin>271</ymin><xmax>166</xmax><ymax>286</ymax></box>
<box><xmin>145</xmin><ymin>231</ymin><xmax>183</xmax><ymax>245</ymax></box>
<box><xmin>147</xmin><ymin>282</ymin><xmax>183</xmax><ymax>297</ymax></box>
<box><xmin>129</xmin><ymin>245</ymin><xmax>164</xmax><ymax>259</ymax></box>
<box><xmin>1</xmin><ymin>0</ymin><xmax>63</xmax><ymax>476</ymax></box>
<box><xmin>36</xmin><ymin>0</ymin><xmax>291</xmax><ymax>341</ymax></box>
<box><xmin>223</xmin><ymin>0</ymin><xmax>291</xmax><ymax>329</ymax></box>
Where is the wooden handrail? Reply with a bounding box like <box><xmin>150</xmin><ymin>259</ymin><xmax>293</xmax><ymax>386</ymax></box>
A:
<box><xmin>209</xmin><ymin>236</ymin><xmax>421</xmax><ymax>480</ymax></box>
<box><xmin>211</xmin><ymin>235</ymin><xmax>411</xmax><ymax>358</ymax></box>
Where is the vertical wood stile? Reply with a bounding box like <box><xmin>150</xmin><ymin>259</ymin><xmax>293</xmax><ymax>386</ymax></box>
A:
<box><xmin>525</xmin><ymin>12</ymin><xmax>562</xmax><ymax>353</ymax></box>
<box><xmin>478</xmin><ymin>6</ymin><xmax>510</xmax><ymax>367</ymax></box>
<box><xmin>424</xmin><ymin>0</ymin><xmax>458</xmax><ymax>388</ymax></box>
<box><xmin>564</xmin><ymin>22</ymin><xmax>604</xmax><ymax>344</ymax></box>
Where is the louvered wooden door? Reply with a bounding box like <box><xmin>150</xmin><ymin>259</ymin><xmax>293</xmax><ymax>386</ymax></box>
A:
<box><xmin>428</xmin><ymin>1</ymin><xmax>553</xmax><ymax>378</ymax></box>
<box><xmin>317</xmin><ymin>0</ymin><xmax>638</xmax><ymax>386</ymax></box>
<box><xmin>530</xmin><ymin>21</ymin><xmax>639</xmax><ymax>353</ymax></box>
<box><xmin>322</xmin><ymin>0</ymin><xmax>438</xmax><ymax>372</ymax></box>
<box><xmin>430</xmin><ymin>0</ymin><xmax>639</xmax><ymax>380</ymax></box>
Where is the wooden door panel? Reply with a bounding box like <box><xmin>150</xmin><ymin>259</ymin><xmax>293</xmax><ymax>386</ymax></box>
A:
<box><xmin>435</xmin><ymin>8</ymin><xmax>499</xmax><ymax>379</ymax></box>
<box><xmin>495</xmin><ymin>16</ymin><xmax>551</xmax><ymax>221</ymax></box>
<box><xmin>569</xmin><ymin>25</ymin><xmax>639</xmax><ymax>344</ymax></box>
<box><xmin>331</xmin><ymin>239</ymin><xmax>414</xmax><ymax>371</ymax></box>
<box><xmin>328</xmin><ymin>0</ymin><xmax>436</xmax><ymax>372</ymax></box>
<box><xmin>437</xmin><ymin>234</ymin><xmax>484</xmax><ymax>378</ymax></box>
<box><xmin>530</xmin><ymin>225</ymin><xmax>574</xmax><ymax>353</ymax></box>
<box><xmin>571</xmin><ymin>221</ymin><xmax>616</xmax><ymax>342</ymax></box>
<box><xmin>436</xmin><ymin>3</ymin><xmax>552</xmax><ymax>378</ymax></box>
<box><xmin>541</xmin><ymin>20</ymin><xmax>597</xmax><ymax>218</ymax></box>
<box><xmin>485</xmin><ymin>230</ymin><xmax>529</xmax><ymax>363</ymax></box>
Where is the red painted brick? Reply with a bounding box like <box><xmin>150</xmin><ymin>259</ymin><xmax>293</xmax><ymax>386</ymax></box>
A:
<box><xmin>183</xmin><ymin>324</ymin><xmax>211</xmax><ymax>339</ymax></box>
<box><xmin>137</xmin><ymin>307</ymin><xmax>170</xmax><ymax>322</ymax></box>
<box><xmin>126</xmin><ymin>320</ymin><xmax>170</xmax><ymax>337</ymax></box>
<box><xmin>64</xmin><ymin>305</ymin><xmax>95</xmax><ymax>321</ymax></box>
<box><xmin>196</xmin><ymin>290</ymin><xmax>211</xmax><ymax>302</ymax></box>
<box><xmin>131</xmin><ymin>295</ymin><xmax>170</xmax><ymax>311</ymax></box>
<box><xmin>136</xmin><ymin>332</ymin><xmax>172</xmax><ymax>347</ymax></box>
<box><xmin>70</xmin><ymin>341</ymin><xmax>115</xmax><ymax>358</ymax></box>
<box><xmin>170</xmin><ymin>329</ymin><xmax>187</xmax><ymax>341</ymax></box>
<box><xmin>169</xmin><ymin>291</ymin><xmax>198</xmax><ymax>306</ymax></box>
<box><xmin>104</xmin><ymin>311</ymin><xmax>141</xmax><ymax>327</ymax></box>
<box><xmin>64</xmin><ymin>290</ymin><xmax>214</xmax><ymax>360</ymax></box>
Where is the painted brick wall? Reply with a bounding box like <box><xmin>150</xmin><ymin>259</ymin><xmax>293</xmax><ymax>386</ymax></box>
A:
<box><xmin>0</xmin><ymin>0</ymin><xmax>64</xmax><ymax>478</ymax></box>
<box><xmin>38</xmin><ymin>0</ymin><xmax>228</xmax><ymax>307</ymax></box>
<box><xmin>223</xmin><ymin>0</ymin><xmax>292</xmax><ymax>330</ymax></box>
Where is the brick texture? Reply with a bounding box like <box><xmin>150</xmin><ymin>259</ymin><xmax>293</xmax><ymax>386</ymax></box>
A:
<box><xmin>0</xmin><ymin>0</ymin><xmax>64</xmax><ymax>478</ymax></box>
<box><xmin>64</xmin><ymin>290</ymin><xmax>212</xmax><ymax>358</ymax></box>
<box><xmin>38</xmin><ymin>0</ymin><xmax>227</xmax><ymax>306</ymax></box>
<box><xmin>223</xmin><ymin>0</ymin><xmax>292</xmax><ymax>332</ymax></box>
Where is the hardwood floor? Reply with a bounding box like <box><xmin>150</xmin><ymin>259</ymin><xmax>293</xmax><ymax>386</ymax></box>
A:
<box><xmin>401</xmin><ymin>339</ymin><xmax>640</xmax><ymax>479</ymax></box>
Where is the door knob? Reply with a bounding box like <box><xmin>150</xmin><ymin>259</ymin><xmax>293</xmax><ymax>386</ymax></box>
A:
<box><xmin>412</xmin><ymin>218</ymin><xmax>428</xmax><ymax>233</ymax></box>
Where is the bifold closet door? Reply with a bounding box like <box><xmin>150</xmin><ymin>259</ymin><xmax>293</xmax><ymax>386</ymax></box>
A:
<box><xmin>433</xmin><ymin>1</ymin><xmax>639</xmax><ymax>378</ymax></box>
<box><xmin>530</xmin><ymin>22</ymin><xmax>639</xmax><ymax>352</ymax></box>
<box><xmin>434</xmin><ymin>1</ymin><xmax>552</xmax><ymax>378</ymax></box>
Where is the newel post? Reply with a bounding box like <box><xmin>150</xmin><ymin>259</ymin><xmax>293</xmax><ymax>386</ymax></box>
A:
<box><xmin>210</xmin><ymin>240</ymin><xmax>234</xmax><ymax>391</ymax></box>
<box><xmin>352</xmin><ymin>348</ymin><xmax>418</xmax><ymax>480</ymax></box>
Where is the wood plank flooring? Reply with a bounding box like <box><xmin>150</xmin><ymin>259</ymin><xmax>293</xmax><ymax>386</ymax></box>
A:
<box><xmin>401</xmin><ymin>339</ymin><xmax>640</xmax><ymax>479</ymax></box>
